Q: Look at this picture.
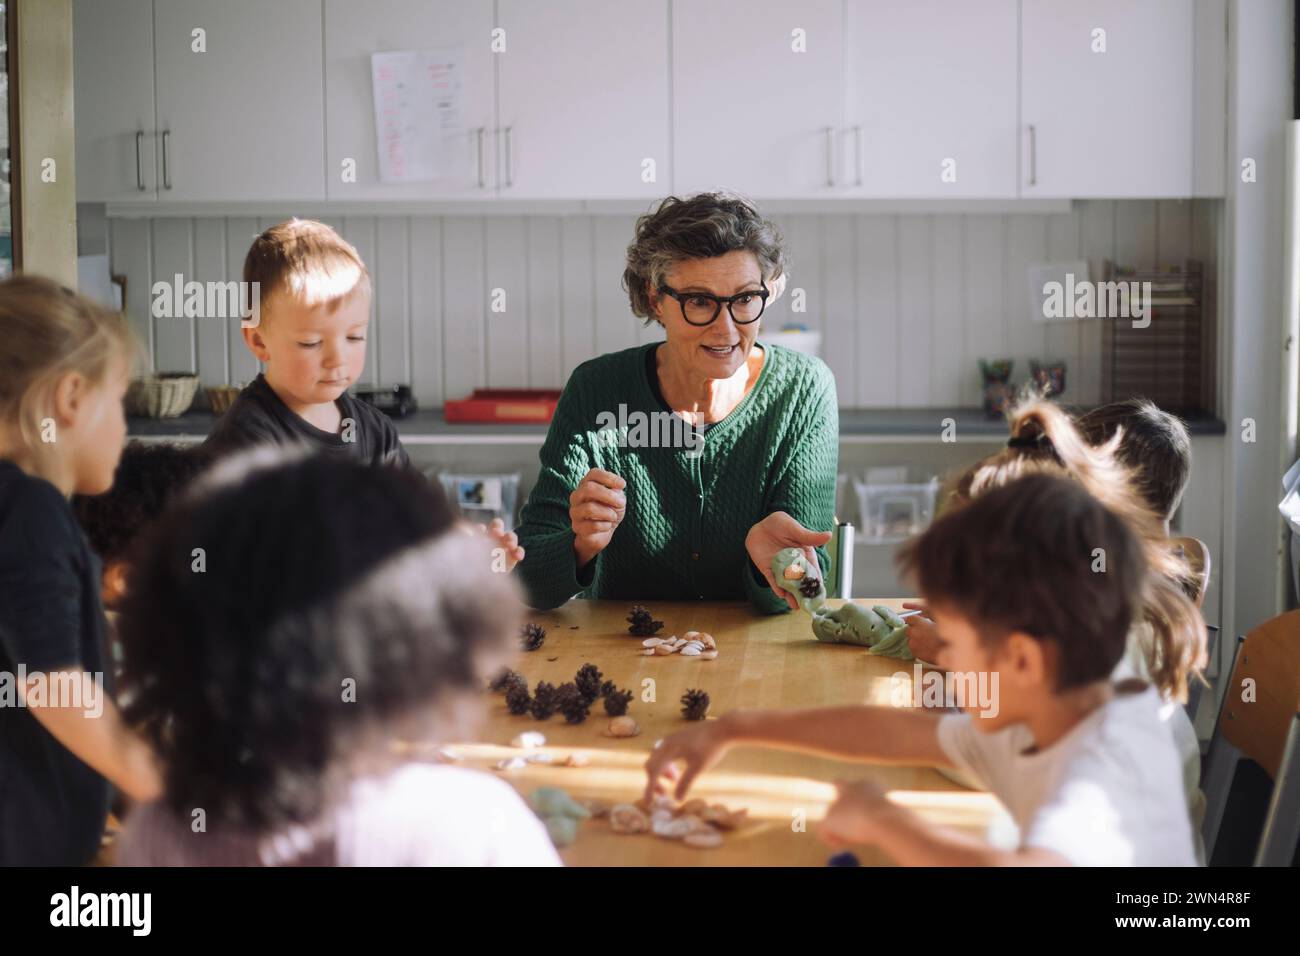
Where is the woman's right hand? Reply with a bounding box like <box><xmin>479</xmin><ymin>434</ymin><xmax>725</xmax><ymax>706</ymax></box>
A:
<box><xmin>570</xmin><ymin>468</ymin><xmax>627</xmax><ymax>568</ymax></box>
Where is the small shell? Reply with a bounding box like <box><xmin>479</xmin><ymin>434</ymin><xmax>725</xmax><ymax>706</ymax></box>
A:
<box><xmin>638</xmin><ymin>648</ymin><xmax>657</xmax><ymax>656</ymax></box>
<box><xmin>525</xmin><ymin>752</ymin><xmax>557</xmax><ymax>765</ymax></box>
<box><xmin>683</xmin><ymin>631</ymin><xmax>702</xmax><ymax>641</ymax></box>
<box><xmin>511</xmin><ymin>731</ymin><xmax>546</xmax><ymax>749</ymax></box>
<box><xmin>684</xmin><ymin>829</ymin><xmax>724</xmax><ymax>849</ymax></box>
<box><xmin>700</xmin><ymin>633</ymin><xmax>716</xmax><ymax>649</ymax></box>
<box><xmin>679</xmin><ymin>645</ymin><xmax>702</xmax><ymax>656</ymax></box>
<box><xmin>609</xmin><ymin>804</ymin><xmax>650</xmax><ymax>834</ymax></box>
<box><xmin>679</xmin><ymin>798</ymin><xmax>708</xmax><ymax>816</ymax></box>
<box><xmin>652</xmin><ymin>817</ymin><xmax>693</xmax><ymax>840</ymax></box>
<box><xmin>494</xmin><ymin>757</ymin><xmax>527</xmax><ymax>771</ymax></box>
<box><xmin>649</xmin><ymin>808</ymin><xmax>675</xmax><ymax>826</ymax></box>
<box><xmin>700</xmin><ymin>650</ymin><xmax>719</xmax><ymax>660</ymax></box>
<box><xmin>654</xmin><ymin>643</ymin><xmax>676</xmax><ymax>655</ymax></box>
<box><xmin>642</xmin><ymin>637</ymin><xmax>666</xmax><ymax>647</ymax></box>
<box><xmin>606</xmin><ymin>716</ymin><xmax>640</xmax><ymax>738</ymax></box>
<box><xmin>581</xmin><ymin>799</ymin><xmax>609</xmax><ymax>817</ymax></box>
<box><xmin>782</xmin><ymin>564</ymin><xmax>806</xmax><ymax>581</ymax></box>
<box><xmin>684</xmin><ymin>640</ymin><xmax>705</xmax><ymax>651</ymax></box>
<box><xmin>564</xmin><ymin>753</ymin><xmax>591</xmax><ymax>768</ymax></box>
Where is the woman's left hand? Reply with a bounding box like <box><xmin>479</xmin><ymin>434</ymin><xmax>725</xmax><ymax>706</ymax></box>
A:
<box><xmin>744</xmin><ymin>511</ymin><xmax>832</xmax><ymax>610</ymax></box>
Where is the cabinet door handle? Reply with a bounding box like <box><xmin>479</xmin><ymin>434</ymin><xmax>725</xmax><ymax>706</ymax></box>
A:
<box><xmin>476</xmin><ymin>127</ymin><xmax>486</xmax><ymax>188</ymax></box>
<box><xmin>504</xmin><ymin>126</ymin><xmax>514</xmax><ymax>188</ymax></box>
<box><xmin>825</xmin><ymin>127</ymin><xmax>835</xmax><ymax>187</ymax></box>
<box><xmin>135</xmin><ymin>131</ymin><xmax>146</xmax><ymax>191</ymax></box>
<box><xmin>161</xmin><ymin>129</ymin><xmax>172</xmax><ymax>190</ymax></box>
<box><xmin>1027</xmin><ymin>123</ymin><xmax>1036</xmax><ymax>187</ymax></box>
<box><xmin>853</xmin><ymin>125</ymin><xmax>863</xmax><ymax>186</ymax></box>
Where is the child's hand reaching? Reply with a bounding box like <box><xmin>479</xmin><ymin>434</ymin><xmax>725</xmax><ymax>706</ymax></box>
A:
<box><xmin>902</xmin><ymin>602</ymin><xmax>944</xmax><ymax>664</ymax></box>
<box><xmin>643</xmin><ymin>720</ymin><xmax>733</xmax><ymax>803</ymax></box>
<box><xmin>818</xmin><ymin>778</ymin><xmax>897</xmax><ymax>849</ymax></box>
<box><xmin>477</xmin><ymin>518</ymin><xmax>525</xmax><ymax>571</ymax></box>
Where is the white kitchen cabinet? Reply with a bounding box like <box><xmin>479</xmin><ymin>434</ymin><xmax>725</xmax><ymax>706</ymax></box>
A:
<box><xmin>672</xmin><ymin>0</ymin><xmax>844</xmax><ymax>198</ymax></box>
<box><xmin>152</xmin><ymin>0</ymin><xmax>325</xmax><ymax>201</ymax></box>
<box><xmin>496</xmin><ymin>0</ymin><xmax>668</xmax><ymax>199</ymax></box>
<box><xmin>1021</xmin><ymin>0</ymin><xmax>1194</xmax><ymax>198</ymax></box>
<box><xmin>843</xmin><ymin>0</ymin><xmax>1018</xmax><ymax>198</ymax></box>
<box><xmin>325</xmin><ymin>0</ymin><xmax>496</xmax><ymax>199</ymax></box>
<box><xmin>73</xmin><ymin>0</ymin><xmax>157</xmax><ymax>202</ymax></box>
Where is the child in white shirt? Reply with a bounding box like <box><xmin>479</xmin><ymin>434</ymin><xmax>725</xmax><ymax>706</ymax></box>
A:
<box><xmin>646</xmin><ymin>473</ymin><xmax>1197</xmax><ymax>866</ymax></box>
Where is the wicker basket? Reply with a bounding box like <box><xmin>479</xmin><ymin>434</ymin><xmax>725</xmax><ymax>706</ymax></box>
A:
<box><xmin>126</xmin><ymin>373</ymin><xmax>199</xmax><ymax>418</ymax></box>
<box><xmin>205</xmin><ymin>384</ymin><xmax>241</xmax><ymax>415</ymax></box>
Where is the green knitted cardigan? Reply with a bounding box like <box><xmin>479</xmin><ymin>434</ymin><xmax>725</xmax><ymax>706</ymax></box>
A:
<box><xmin>514</xmin><ymin>342</ymin><xmax>838</xmax><ymax>614</ymax></box>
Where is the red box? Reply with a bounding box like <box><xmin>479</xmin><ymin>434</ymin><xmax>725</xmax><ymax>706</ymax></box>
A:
<box><xmin>443</xmin><ymin>389</ymin><xmax>562</xmax><ymax>424</ymax></box>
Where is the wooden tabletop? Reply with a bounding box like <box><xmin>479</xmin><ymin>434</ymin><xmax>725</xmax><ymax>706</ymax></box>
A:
<box><xmin>419</xmin><ymin>599</ymin><xmax>1002</xmax><ymax>867</ymax></box>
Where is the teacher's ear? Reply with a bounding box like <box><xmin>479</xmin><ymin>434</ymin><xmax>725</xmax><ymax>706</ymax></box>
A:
<box><xmin>768</xmin><ymin>272</ymin><xmax>789</xmax><ymax>303</ymax></box>
<box><xmin>645</xmin><ymin>280</ymin><xmax>664</xmax><ymax>325</ymax></box>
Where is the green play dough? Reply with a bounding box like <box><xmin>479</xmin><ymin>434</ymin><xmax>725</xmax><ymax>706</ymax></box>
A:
<box><xmin>770</xmin><ymin>547</ymin><xmax>826</xmax><ymax>613</ymax></box>
<box><xmin>545</xmin><ymin>815</ymin><xmax>579</xmax><ymax>847</ymax></box>
<box><xmin>811</xmin><ymin>602</ymin><xmax>914</xmax><ymax>661</ymax></box>
<box><xmin>531</xmin><ymin>787</ymin><xmax>591</xmax><ymax>820</ymax></box>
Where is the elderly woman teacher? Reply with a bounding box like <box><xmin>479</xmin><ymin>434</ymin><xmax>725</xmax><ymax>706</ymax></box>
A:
<box><xmin>514</xmin><ymin>193</ymin><xmax>838</xmax><ymax>614</ymax></box>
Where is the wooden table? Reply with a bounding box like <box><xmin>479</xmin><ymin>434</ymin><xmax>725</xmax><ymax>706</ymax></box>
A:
<box><xmin>420</xmin><ymin>600</ymin><xmax>1002</xmax><ymax>866</ymax></box>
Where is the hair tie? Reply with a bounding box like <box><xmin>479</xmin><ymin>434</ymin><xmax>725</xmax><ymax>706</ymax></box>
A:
<box><xmin>1007</xmin><ymin>434</ymin><xmax>1048</xmax><ymax>450</ymax></box>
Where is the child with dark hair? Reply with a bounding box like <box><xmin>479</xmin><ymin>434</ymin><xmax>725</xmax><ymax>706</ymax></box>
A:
<box><xmin>114</xmin><ymin>448</ymin><xmax>559</xmax><ymax>866</ymax></box>
<box><xmin>1075</xmin><ymin>398</ymin><xmax>1192</xmax><ymax>528</ymax></box>
<box><xmin>73</xmin><ymin>441</ymin><xmax>211</xmax><ymax>609</ymax></box>
<box><xmin>646</xmin><ymin>474</ymin><xmax>1197</xmax><ymax>866</ymax></box>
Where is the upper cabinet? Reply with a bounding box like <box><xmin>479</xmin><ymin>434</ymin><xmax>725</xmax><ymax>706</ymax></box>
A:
<box><xmin>325</xmin><ymin>0</ymin><xmax>496</xmax><ymax>199</ymax></box>
<box><xmin>1020</xmin><ymin>0</ymin><xmax>1194</xmax><ymax>198</ymax></box>
<box><xmin>74</xmin><ymin>0</ymin><xmax>157</xmax><ymax>202</ymax></box>
<box><xmin>75</xmin><ymin>0</ymin><xmax>325</xmax><ymax>202</ymax></box>
<box><xmin>496</xmin><ymin>0</ymin><xmax>669</xmax><ymax>199</ymax></box>
<box><xmin>672</xmin><ymin>0</ymin><xmax>844</xmax><ymax>199</ymax></box>
<box><xmin>153</xmin><ymin>0</ymin><xmax>325</xmax><ymax>201</ymax></box>
<box><xmin>844</xmin><ymin>0</ymin><xmax>1019</xmax><ymax>198</ymax></box>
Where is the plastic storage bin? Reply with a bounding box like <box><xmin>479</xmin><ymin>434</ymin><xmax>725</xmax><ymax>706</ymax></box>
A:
<box><xmin>853</xmin><ymin>476</ymin><xmax>939</xmax><ymax>544</ymax></box>
<box><xmin>437</xmin><ymin>472</ymin><xmax>521</xmax><ymax>531</ymax></box>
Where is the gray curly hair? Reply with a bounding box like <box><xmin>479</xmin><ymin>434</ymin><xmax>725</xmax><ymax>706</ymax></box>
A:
<box><xmin>622</xmin><ymin>193</ymin><xmax>786</xmax><ymax>323</ymax></box>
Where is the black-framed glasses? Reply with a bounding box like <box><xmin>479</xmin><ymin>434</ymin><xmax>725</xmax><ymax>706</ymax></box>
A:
<box><xmin>657</xmin><ymin>280</ymin><xmax>769</xmax><ymax>326</ymax></box>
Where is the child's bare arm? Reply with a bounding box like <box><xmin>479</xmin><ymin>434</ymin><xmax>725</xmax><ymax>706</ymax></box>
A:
<box><xmin>821</xmin><ymin>779</ymin><xmax>1070</xmax><ymax>866</ymax></box>
<box><xmin>21</xmin><ymin>671</ymin><xmax>162</xmax><ymax>802</ymax></box>
<box><xmin>645</xmin><ymin>705</ymin><xmax>954</xmax><ymax>802</ymax></box>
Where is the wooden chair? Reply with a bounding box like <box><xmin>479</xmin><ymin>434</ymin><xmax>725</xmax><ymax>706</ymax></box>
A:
<box><xmin>1200</xmin><ymin>610</ymin><xmax>1300</xmax><ymax>865</ymax></box>
<box><xmin>1172</xmin><ymin>535</ymin><xmax>1211</xmax><ymax>608</ymax></box>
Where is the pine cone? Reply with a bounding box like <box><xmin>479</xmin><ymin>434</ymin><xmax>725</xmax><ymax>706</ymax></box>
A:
<box><xmin>680</xmin><ymin>688</ymin><xmax>710</xmax><ymax>721</ymax></box>
<box><xmin>599</xmin><ymin>680</ymin><xmax>618</xmax><ymax>699</ymax></box>
<box><xmin>627</xmin><ymin>605</ymin><xmax>664</xmax><ymax>637</ymax></box>
<box><xmin>530</xmin><ymin>681</ymin><xmax>559</xmax><ymax>720</ymax></box>
<box><xmin>521</xmin><ymin>622</ymin><xmax>547</xmax><ymax>652</ymax></box>
<box><xmin>505</xmin><ymin>682</ymin><xmax>532</xmax><ymax>716</ymax></box>
<box><xmin>799</xmin><ymin>576</ymin><xmax>822</xmax><ymax>599</ymax></box>
<box><xmin>556</xmin><ymin>682</ymin><xmax>590</xmax><ymax>724</ymax></box>
<box><xmin>489</xmin><ymin>668</ymin><xmax>526</xmax><ymax>694</ymax></box>
<box><xmin>603</xmin><ymin>687</ymin><xmax>634</xmax><ymax>717</ymax></box>
<box><xmin>574</xmin><ymin>663</ymin><xmax>603</xmax><ymax>703</ymax></box>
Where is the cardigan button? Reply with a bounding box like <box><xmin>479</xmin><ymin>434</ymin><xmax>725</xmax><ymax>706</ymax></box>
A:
<box><xmin>691</xmin><ymin>552</ymin><xmax>700</xmax><ymax>560</ymax></box>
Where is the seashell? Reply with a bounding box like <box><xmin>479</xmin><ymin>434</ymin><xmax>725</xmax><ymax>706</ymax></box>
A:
<box><xmin>564</xmin><ymin>753</ymin><xmax>591</xmax><ymax>768</ymax></box>
<box><xmin>609</xmin><ymin>804</ymin><xmax>650</xmax><ymax>834</ymax></box>
<box><xmin>654</xmin><ymin>643</ymin><xmax>676</xmax><ymax>655</ymax></box>
<box><xmin>642</xmin><ymin>637</ymin><xmax>666</xmax><ymax>647</ymax></box>
<box><xmin>511</xmin><ymin>731</ymin><xmax>546</xmax><ymax>749</ymax></box>
<box><xmin>581</xmin><ymin>799</ymin><xmax>609</xmax><ymax>817</ymax></box>
<box><xmin>782</xmin><ymin>564</ymin><xmax>806</xmax><ymax>581</ymax></box>
<box><xmin>525</xmin><ymin>752</ymin><xmax>557</xmax><ymax>765</ymax></box>
<box><xmin>700</xmin><ymin>804</ymin><xmax>746</xmax><ymax>829</ymax></box>
<box><xmin>684</xmin><ymin>640</ymin><xmax>704</xmax><ymax>650</ymax></box>
<box><xmin>494</xmin><ymin>757</ymin><xmax>527</xmax><ymax>771</ymax></box>
<box><xmin>684</xmin><ymin>828</ymin><xmax>724</xmax><ymax>849</ymax></box>
<box><xmin>700</xmin><ymin>633</ymin><xmax>716</xmax><ymax>649</ymax></box>
<box><xmin>679</xmin><ymin>798</ymin><xmax>708</xmax><ymax>816</ymax></box>
<box><xmin>606</xmin><ymin>716</ymin><xmax>640</xmax><ymax>738</ymax></box>
<box><xmin>683</xmin><ymin>631</ymin><xmax>702</xmax><ymax>641</ymax></box>
<box><xmin>652</xmin><ymin>817</ymin><xmax>693</xmax><ymax>840</ymax></box>
<box><xmin>700</xmin><ymin>650</ymin><xmax>719</xmax><ymax>660</ymax></box>
<box><xmin>679</xmin><ymin>645</ymin><xmax>702</xmax><ymax>656</ymax></box>
<box><xmin>638</xmin><ymin>648</ymin><xmax>657</xmax><ymax>656</ymax></box>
